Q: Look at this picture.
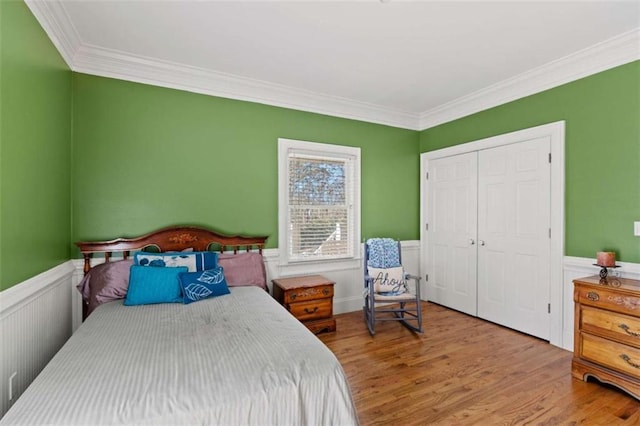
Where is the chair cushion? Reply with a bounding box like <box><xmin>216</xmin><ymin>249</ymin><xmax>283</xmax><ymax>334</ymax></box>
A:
<box><xmin>368</xmin><ymin>266</ymin><xmax>407</xmax><ymax>294</ymax></box>
<box><xmin>373</xmin><ymin>291</ymin><xmax>417</xmax><ymax>302</ymax></box>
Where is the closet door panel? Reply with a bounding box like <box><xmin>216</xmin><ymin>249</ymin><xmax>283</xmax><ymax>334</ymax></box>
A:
<box><xmin>426</xmin><ymin>152</ymin><xmax>477</xmax><ymax>316</ymax></box>
<box><xmin>477</xmin><ymin>137</ymin><xmax>551</xmax><ymax>340</ymax></box>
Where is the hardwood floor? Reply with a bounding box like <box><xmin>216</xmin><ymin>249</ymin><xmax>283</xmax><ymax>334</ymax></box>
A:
<box><xmin>318</xmin><ymin>302</ymin><xmax>640</xmax><ymax>425</ymax></box>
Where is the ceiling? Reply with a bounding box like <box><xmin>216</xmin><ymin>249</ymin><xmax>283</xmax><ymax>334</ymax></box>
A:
<box><xmin>27</xmin><ymin>1</ymin><xmax>640</xmax><ymax>130</ymax></box>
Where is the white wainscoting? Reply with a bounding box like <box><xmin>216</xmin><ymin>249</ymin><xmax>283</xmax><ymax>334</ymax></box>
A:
<box><xmin>561</xmin><ymin>256</ymin><xmax>640</xmax><ymax>351</ymax></box>
<box><xmin>0</xmin><ymin>261</ymin><xmax>75</xmax><ymax>419</ymax></box>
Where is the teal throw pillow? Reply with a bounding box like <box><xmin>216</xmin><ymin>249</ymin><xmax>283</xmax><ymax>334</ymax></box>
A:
<box><xmin>179</xmin><ymin>267</ymin><xmax>230</xmax><ymax>304</ymax></box>
<box><xmin>124</xmin><ymin>265</ymin><xmax>188</xmax><ymax>306</ymax></box>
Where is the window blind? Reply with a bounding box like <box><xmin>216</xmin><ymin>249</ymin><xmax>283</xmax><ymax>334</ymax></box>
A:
<box><xmin>287</xmin><ymin>154</ymin><xmax>354</xmax><ymax>261</ymax></box>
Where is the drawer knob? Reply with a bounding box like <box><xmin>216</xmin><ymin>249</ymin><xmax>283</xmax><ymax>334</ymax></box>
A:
<box><xmin>304</xmin><ymin>307</ymin><xmax>319</xmax><ymax>314</ymax></box>
<box><xmin>586</xmin><ymin>291</ymin><xmax>600</xmax><ymax>302</ymax></box>
<box><xmin>618</xmin><ymin>324</ymin><xmax>640</xmax><ymax>338</ymax></box>
<box><xmin>620</xmin><ymin>354</ymin><xmax>640</xmax><ymax>370</ymax></box>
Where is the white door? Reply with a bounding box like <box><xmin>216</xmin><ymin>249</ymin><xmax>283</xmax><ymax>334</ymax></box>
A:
<box><xmin>426</xmin><ymin>152</ymin><xmax>478</xmax><ymax>316</ymax></box>
<box><xmin>477</xmin><ymin>137</ymin><xmax>551</xmax><ymax>340</ymax></box>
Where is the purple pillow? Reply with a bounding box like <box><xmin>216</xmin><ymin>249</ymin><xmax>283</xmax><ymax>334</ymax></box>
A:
<box><xmin>217</xmin><ymin>252</ymin><xmax>267</xmax><ymax>290</ymax></box>
<box><xmin>77</xmin><ymin>259</ymin><xmax>134</xmax><ymax>315</ymax></box>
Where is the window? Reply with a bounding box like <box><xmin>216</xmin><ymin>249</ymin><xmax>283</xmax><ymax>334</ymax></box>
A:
<box><xmin>278</xmin><ymin>138</ymin><xmax>360</xmax><ymax>264</ymax></box>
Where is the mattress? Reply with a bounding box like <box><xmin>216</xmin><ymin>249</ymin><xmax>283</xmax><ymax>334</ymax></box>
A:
<box><xmin>1</xmin><ymin>287</ymin><xmax>358</xmax><ymax>425</ymax></box>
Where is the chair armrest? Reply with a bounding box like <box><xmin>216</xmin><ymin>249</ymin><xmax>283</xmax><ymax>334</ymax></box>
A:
<box><xmin>364</xmin><ymin>274</ymin><xmax>374</xmax><ymax>288</ymax></box>
<box><xmin>404</xmin><ymin>273</ymin><xmax>421</xmax><ymax>298</ymax></box>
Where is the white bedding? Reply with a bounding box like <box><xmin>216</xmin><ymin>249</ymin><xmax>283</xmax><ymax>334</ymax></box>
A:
<box><xmin>1</xmin><ymin>287</ymin><xmax>358</xmax><ymax>425</ymax></box>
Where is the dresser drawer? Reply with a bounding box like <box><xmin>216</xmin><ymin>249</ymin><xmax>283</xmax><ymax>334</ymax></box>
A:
<box><xmin>576</xmin><ymin>285</ymin><xmax>640</xmax><ymax>315</ymax></box>
<box><xmin>582</xmin><ymin>305</ymin><xmax>640</xmax><ymax>348</ymax></box>
<box><xmin>580</xmin><ymin>333</ymin><xmax>640</xmax><ymax>380</ymax></box>
<box><xmin>284</xmin><ymin>284</ymin><xmax>334</xmax><ymax>304</ymax></box>
<box><xmin>289</xmin><ymin>298</ymin><xmax>332</xmax><ymax>321</ymax></box>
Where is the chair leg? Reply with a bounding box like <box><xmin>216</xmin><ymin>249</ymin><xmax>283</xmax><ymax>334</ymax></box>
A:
<box><xmin>364</xmin><ymin>294</ymin><xmax>423</xmax><ymax>336</ymax></box>
<box><xmin>363</xmin><ymin>295</ymin><xmax>375</xmax><ymax>336</ymax></box>
<box><xmin>364</xmin><ymin>306</ymin><xmax>375</xmax><ymax>335</ymax></box>
<box><xmin>394</xmin><ymin>301</ymin><xmax>423</xmax><ymax>334</ymax></box>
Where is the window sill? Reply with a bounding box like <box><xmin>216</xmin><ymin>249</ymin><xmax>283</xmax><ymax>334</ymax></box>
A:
<box><xmin>277</xmin><ymin>256</ymin><xmax>362</xmax><ymax>276</ymax></box>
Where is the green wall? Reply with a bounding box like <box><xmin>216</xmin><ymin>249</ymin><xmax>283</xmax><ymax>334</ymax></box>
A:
<box><xmin>72</xmin><ymin>74</ymin><xmax>420</xmax><ymax>250</ymax></box>
<box><xmin>0</xmin><ymin>0</ymin><xmax>72</xmax><ymax>290</ymax></box>
<box><xmin>420</xmin><ymin>61</ymin><xmax>640</xmax><ymax>263</ymax></box>
<box><xmin>3</xmin><ymin>0</ymin><xmax>638</xmax><ymax>291</ymax></box>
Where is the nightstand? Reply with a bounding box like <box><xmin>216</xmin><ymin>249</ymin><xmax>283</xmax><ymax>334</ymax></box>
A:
<box><xmin>272</xmin><ymin>275</ymin><xmax>336</xmax><ymax>334</ymax></box>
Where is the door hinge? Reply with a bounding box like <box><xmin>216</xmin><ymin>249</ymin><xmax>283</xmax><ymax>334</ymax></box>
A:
<box><xmin>548</xmin><ymin>153</ymin><xmax>552</xmax><ymax>163</ymax></box>
<box><xmin>426</xmin><ymin>171</ymin><xmax>429</xmax><ymax>180</ymax></box>
<box><xmin>425</xmin><ymin>274</ymin><xmax>429</xmax><ymax>282</ymax></box>
<box><xmin>425</xmin><ymin>223</ymin><xmax>429</xmax><ymax>231</ymax></box>
<box><xmin>548</xmin><ymin>303</ymin><xmax>551</xmax><ymax>314</ymax></box>
<box><xmin>549</xmin><ymin>228</ymin><xmax>551</xmax><ymax>238</ymax></box>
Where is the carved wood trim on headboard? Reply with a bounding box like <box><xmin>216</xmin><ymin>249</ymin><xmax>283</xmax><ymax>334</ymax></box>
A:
<box><xmin>75</xmin><ymin>225</ymin><xmax>268</xmax><ymax>275</ymax></box>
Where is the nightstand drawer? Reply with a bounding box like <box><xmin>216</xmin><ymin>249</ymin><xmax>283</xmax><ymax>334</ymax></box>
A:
<box><xmin>580</xmin><ymin>333</ymin><xmax>640</xmax><ymax>380</ymax></box>
<box><xmin>289</xmin><ymin>298</ymin><xmax>332</xmax><ymax>321</ymax></box>
<box><xmin>284</xmin><ymin>284</ymin><xmax>334</xmax><ymax>304</ymax></box>
<box><xmin>582</xmin><ymin>305</ymin><xmax>640</xmax><ymax>348</ymax></box>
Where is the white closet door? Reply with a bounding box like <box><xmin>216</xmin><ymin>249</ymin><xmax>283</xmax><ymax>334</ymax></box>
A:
<box><xmin>477</xmin><ymin>137</ymin><xmax>551</xmax><ymax>340</ymax></box>
<box><xmin>426</xmin><ymin>152</ymin><xmax>478</xmax><ymax>316</ymax></box>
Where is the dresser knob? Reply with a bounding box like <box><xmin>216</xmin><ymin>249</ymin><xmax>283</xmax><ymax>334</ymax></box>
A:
<box><xmin>304</xmin><ymin>307</ymin><xmax>318</xmax><ymax>314</ymax></box>
<box><xmin>618</xmin><ymin>324</ymin><xmax>640</xmax><ymax>338</ymax></box>
<box><xmin>586</xmin><ymin>291</ymin><xmax>600</xmax><ymax>302</ymax></box>
<box><xmin>620</xmin><ymin>354</ymin><xmax>640</xmax><ymax>370</ymax></box>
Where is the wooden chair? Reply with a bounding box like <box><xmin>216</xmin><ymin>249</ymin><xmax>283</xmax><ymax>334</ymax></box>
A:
<box><xmin>363</xmin><ymin>238</ymin><xmax>422</xmax><ymax>336</ymax></box>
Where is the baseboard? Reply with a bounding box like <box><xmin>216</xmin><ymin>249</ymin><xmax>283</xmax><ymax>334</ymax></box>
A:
<box><xmin>335</xmin><ymin>296</ymin><xmax>365</xmax><ymax>315</ymax></box>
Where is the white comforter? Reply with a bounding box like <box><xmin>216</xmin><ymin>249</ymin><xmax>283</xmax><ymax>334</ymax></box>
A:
<box><xmin>1</xmin><ymin>287</ymin><xmax>358</xmax><ymax>425</ymax></box>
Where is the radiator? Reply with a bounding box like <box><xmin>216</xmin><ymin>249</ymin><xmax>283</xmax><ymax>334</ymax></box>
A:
<box><xmin>0</xmin><ymin>262</ymin><xmax>75</xmax><ymax>419</ymax></box>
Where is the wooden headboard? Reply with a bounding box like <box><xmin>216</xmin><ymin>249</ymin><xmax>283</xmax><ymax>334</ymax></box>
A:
<box><xmin>75</xmin><ymin>225</ymin><xmax>268</xmax><ymax>275</ymax></box>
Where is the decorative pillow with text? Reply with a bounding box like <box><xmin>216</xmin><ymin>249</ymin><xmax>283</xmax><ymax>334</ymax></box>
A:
<box><xmin>367</xmin><ymin>266</ymin><xmax>407</xmax><ymax>295</ymax></box>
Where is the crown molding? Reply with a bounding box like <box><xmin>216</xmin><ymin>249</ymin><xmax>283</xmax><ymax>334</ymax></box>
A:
<box><xmin>419</xmin><ymin>28</ymin><xmax>640</xmax><ymax>130</ymax></box>
<box><xmin>25</xmin><ymin>0</ymin><xmax>420</xmax><ymax>130</ymax></box>
<box><xmin>71</xmin><ymin>44</ymin><xmax>421</xmax><ymax>130</ymax></box>
<box><xmin>25</xmin><ymin>1</ymin><xmax>638</xmax><ymax>132</ymax></box>
<box><xmin>24</xmin><ymin>0</ymin><xmax>80</xmax><ymax>68</ymax></box>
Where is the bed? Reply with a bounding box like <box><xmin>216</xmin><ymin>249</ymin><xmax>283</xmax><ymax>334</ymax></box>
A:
<box><xmin>0</xmin><ymin>226</ymin><xmax>359</xmax><ymax>425</ymax></box>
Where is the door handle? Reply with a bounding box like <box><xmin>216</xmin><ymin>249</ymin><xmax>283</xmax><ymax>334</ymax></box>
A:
<box><xmin>469</xmin><ymin>239</ymin><xmax>475</xmax><ymax>245</ymax></box>
<box><xmin>479</xmin><ymin>240</ymin><xmax>485</xmax><ymax>246</ymax></box>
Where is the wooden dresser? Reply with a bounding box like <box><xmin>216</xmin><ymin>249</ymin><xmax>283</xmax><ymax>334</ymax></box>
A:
<box><xmin>573</xmin><ymin>275</ymin><xmax>640</xmax><ymax>399</ymax></box>
<box><xmin>272</xmin><ymin>275</ymin><xmax>336</xmax><ymax>335</ymax></box>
